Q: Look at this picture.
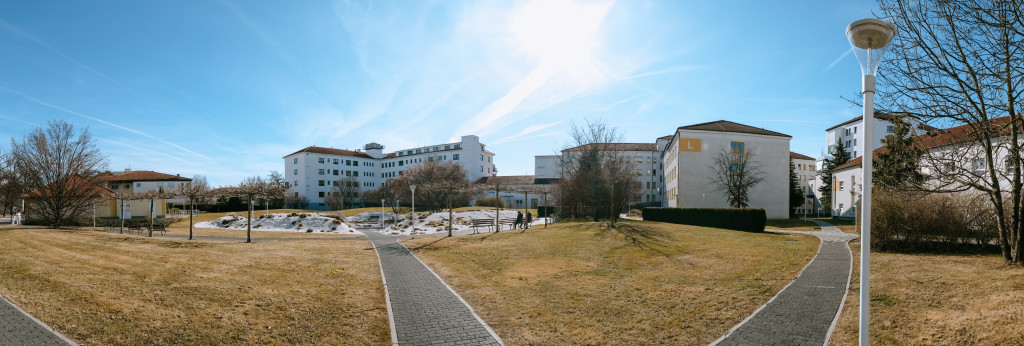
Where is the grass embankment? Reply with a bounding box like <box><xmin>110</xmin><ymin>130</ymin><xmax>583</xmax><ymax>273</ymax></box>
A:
<box><xmin>402</xmin><ymin>220</ymin><xmax>819</xmax><ymax>344</ymax></box>
<box><xmin>766</xmin><ymin>218</ymin><xmax>822</xmax><ymax>231</ymax></box>
<box><xmin>0</xmin><ymin>227</ymin><xmax>389</xmax><ymax>345</ymax></box>
<box><xmin>830</xmin><ymin>241</ymin><xmax>1024</xmax><ymax>345</ymax></box>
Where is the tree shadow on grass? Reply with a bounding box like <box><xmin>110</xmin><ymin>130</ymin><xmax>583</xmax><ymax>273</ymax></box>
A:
<box><xmin>406</xmin><ymin>236</ymin><xmax>452</xmax><ymax>251</ymax></box>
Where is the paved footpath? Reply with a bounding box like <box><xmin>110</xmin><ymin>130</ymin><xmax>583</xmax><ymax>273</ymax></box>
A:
<box><xmin>364</xmin><ymin>229</ymin><xmax>503</xmax><ymax>345</ymax></box>
<box><xmin>1</xmin><ymin>292</ymin><xmax>75</xmax><ymax>345</ymax></box>
<box><xmin>713</xmin><ymin>220</ymin><xmax>858</xmax><ymax>346</ymax></box>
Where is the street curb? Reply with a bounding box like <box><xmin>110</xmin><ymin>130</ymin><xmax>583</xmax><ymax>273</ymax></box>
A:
<box><xmin>0</xmin><ymin>291</ymin><xmax>78</xmax><ymax>345</ymax></box>
<box><xmin>399</xmin><ymin>241</ymin><xmax>505</xmax><ymax>345</ymax></box>
<box><xmin>370</xmin><ymin>241</ymin><xmax>399</xmax><ymax>346</ymax></box>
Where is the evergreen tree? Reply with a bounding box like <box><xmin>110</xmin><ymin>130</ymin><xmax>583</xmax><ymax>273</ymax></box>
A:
<box><xmin>789</xmin><ymin>160</ymin><xmax>804</xmax><ymax>216</ymax></box>
<box><xmin>817</xmin><ymin>140</ymin><xmax>851</xmax><ymax>211</ymax></box>
<box><xmin>875</xmin><ymin>114</ymin><xmax>923</xmax><ymax>191</ymax></box>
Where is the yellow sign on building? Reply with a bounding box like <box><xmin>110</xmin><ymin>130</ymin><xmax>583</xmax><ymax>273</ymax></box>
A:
<box><xmin>678</xmin><ymin>138</ymin><xmax>701</xmax><ymax>152</ymax></box>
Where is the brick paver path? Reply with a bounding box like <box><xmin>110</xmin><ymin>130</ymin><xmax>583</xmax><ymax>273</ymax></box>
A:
<box><xmin>0</xmin><ymin>293</ymin><xmax>75</xmax><ymax>345</ymax></box>
<box><xmin>713</xmin><ymin>220</ymin><xmax>858</xmax><ymax>346</ymax></box>
<box><xmin>364</xmin><ymin>229</ymin><xmax>503</xmax><ymax>345</ymax></box>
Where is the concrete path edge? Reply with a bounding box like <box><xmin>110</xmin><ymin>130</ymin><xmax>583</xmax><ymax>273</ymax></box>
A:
<box><xmin>399</xmin><ymin>241</ymin><xmax>505</xmax><ymax>345</ymax></box>
<box><xmin>0</xmin><ymin>292</ymin><xmax>78</xmax><ymax>345</ymax></box>
<box><xmin>370</xmin><ymin>243</ymin><xmax>399</xmax><ymax>345</ymax></box>
<box><xmin>708</xmin><ymin>232</ymin><xmax>825</xmax><ymax>346</ymax></box>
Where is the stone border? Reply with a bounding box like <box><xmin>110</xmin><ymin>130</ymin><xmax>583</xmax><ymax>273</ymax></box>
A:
<box><xmin>824</xmin><ymin>232</ymin><xmax>856</xmax><ymax>345</ymax></box>
<box><xmin>709</xmin><ymin>233</ymin><xmax>824</xmax><ymax>345</ymax></box>
<box><xmin>371</xmin><ymin>243</ymin><xmax>399</xmax><ymax>345</ymax></box>
<box><xmin>400</xmin><ymin>242</ymin><xmax>505</xmax><ymax>345</ymax></box>
<box><xmin>0</xmin><ymin>292</ymin><xmax>78</xmax><ymax>345</ymax></box>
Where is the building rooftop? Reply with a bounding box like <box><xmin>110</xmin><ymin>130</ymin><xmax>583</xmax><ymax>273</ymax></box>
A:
<box><xmin>283</xmin><ymin>146</ymin><xmax>374</xmax><ymax>159</ymax></box>
<box><xmin>825</xmin><ymin>112</ymin><xmax>939</xmax><ymax>132</ymax></box>
<box><xmin>678</xmin><ymin>120</ymin><xmax>791</xmax><ymax>138</ymax></box>
<box><xmin>100</xmin><ymin>170</ymin><xmax>192</xmax><ymax>183</ymax></box>
<box><xmin>475</xmin><ymin>175</ymin><xmax>537</xmax><ymax>185</ymax></box>
<box><xmin>562</xmin><ymin>143</ymin><xmax>658</xmax><ymax>152</ymax></box>
<box><xmin>790</xmin><ymin>152</ymin><xmax>815</xmax><ymax>160</ymax></box>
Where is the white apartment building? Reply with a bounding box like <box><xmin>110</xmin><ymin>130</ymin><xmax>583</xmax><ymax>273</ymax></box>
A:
<box><xmin>284</xmin><ymin>135</ymin><xmax>495</xmax><ymax>210</ymax></box>
<box><xmin>533</xmin><ymin>142</ymin><xmax>667</xmax><ymax>207</ymax></box>
<box><xmin>663</xmin><ymin>120</ymin><xmax>791</xmax><ymax>219</ymax></box>
<box><xmin>791</xmin><ymin>152</ymin><xmax>818</xmax><ymax>216</ymax></box>
<box><xmin>98</xmin><ymin>169</ymin><xmax>193</xmax><ymax>218</ymax></box>
<box><xmin>825</xmin><ymin>112</ymin><xmax>932</xmax><ymax>160</ymax></box>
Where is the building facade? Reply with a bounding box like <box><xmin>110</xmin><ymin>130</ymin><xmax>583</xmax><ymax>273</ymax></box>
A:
<box><xmin>533</xmin><ymin>142</ymin><xmax>667</xmax><ymax>207</ymax></box>
<box><xmin>791</xmin><ymin>152</ymin><xmax>818</xmax><ymax>216</ymax></box>
<box><xmin>663</xmin><ymin>120</ymin><xmax>791</xmax><ymax>219</ymax></box>
<box><xmin>98</xmin><ymin>169</ymin><xmax>193</xmax><ymax>218</ymax></box>
<box><xmin>284</xmin><ymin>135</ymin><xmax>495</xmax><ymax>210</ymax></box>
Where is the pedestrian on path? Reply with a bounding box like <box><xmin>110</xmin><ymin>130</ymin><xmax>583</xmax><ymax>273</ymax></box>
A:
<box><xmin>13</xmin><ymin>211</ymin><xmax>21</xmax><ymax>225</ymax></box>
<box><xmin>514</xmin><ymin>211</ymin><xmax>523</xmax><ymax>229</ymax></box>
<box><xmin>525</xmin><ymin>211</ymin><xmax>532</xmax><ymax>229</ymax></box>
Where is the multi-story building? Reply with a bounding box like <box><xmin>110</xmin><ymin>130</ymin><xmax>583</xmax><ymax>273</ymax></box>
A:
<box><xmin>284</xmin><ymin>135</ymin><xmax>495</xmax><ymax>210</ymax></box>
<box><xmin>790</xmin><ymin>152</ymin><xmax>817</xmax><ymax>216</ymax></box>
<box><xmin>825</xmin><ymin>112</ymin><xmax>933</xmax><ymax>160</ymax></box>
<box><xmin>98</xmin><ymin>169</ymin><xmax>193</xmax><ymax>218</ymax></box>
<box><xmin>532</xmin><ymin>142</ymin><xmax>667</xmax><ymax>207</ymax></box>
<box><xmin>662</xmin><ymin>120</ymin><xmax>791</xmax><ymax>219</ymax></box>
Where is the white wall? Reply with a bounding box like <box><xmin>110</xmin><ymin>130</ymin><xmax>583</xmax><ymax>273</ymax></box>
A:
<box><xmin>667</xmin><ymin>129</ymin><xmax>791</xmax><ymax>219</ymax></box>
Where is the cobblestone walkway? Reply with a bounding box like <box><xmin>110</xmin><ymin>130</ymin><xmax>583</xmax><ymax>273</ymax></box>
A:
<box><xmin>713</xmin><ymin>220</ymin><xmax>858</xmax><ymax>346</ymax></box>
<box><xmin>366</xmin><ymin>229</ymin><xmax>502</xmax><ymax>345</ymax></box>
<box><xmin>1</xmin><ymin>293</ymin><xmax>75</xmax><ymax>345</ymax></box>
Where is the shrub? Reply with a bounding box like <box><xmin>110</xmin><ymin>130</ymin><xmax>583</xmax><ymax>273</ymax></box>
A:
<box><xmin>306</xmin><ymin>229</ymin><xmax>313</xmax><ymax>233</ymax></box>
<box><xmin>537</xmin><ymin>206</ymin><xmax>556</xmax><ymax>217</ymax></box>
<box><xmin>641</xmin><ymin>207</ymin><xmax>766</xmax><ymax>233</ymax></box>
<box><xmin>331</xmin><ymin>226</ymin><xmax>337</xmax><ymax>231</ymax></box>
<box><xmin>474</xmin><ymin>196</ymin><xmax>504</xmax><ymax>208</ymax></box>
<box><xmin>291</xmin><ymin>221</ymin><xmax>297</xmax><ymax>225</ymax></box>
<box><xmin>299</xmin><ymin>213</ymin><xmax>308</xmax><ymax>218</ymax></box>
<box><xmin>872</xmin><ymin>190</ymin><xmax>998</xmax><ymax>253</ymax></box>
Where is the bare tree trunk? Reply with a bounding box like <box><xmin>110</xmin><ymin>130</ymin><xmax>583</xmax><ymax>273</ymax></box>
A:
<box><xmin>148</xmin><ymin>198</ymin><xmax>154</xmax><ymax>237</ymax></box>
<box><xmin>247</xmin><ymin>199</ymin><xmax>252</xmax><ymax>243</ymax></box>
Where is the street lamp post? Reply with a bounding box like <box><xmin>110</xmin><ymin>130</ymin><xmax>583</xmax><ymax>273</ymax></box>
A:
<box><xmin>381</xmin><ymin>199</ymin><xmax>385</xmax><ymax>230</ymax></box>
<box><xmin>410</xmin><ymin>185</ymin><xmax>417</xmax><ymax>224</ymax></box>
<box><xmin>846</xmin><ymin>18</ymin><xmax>896</xmax><ymax>346</ymax></box>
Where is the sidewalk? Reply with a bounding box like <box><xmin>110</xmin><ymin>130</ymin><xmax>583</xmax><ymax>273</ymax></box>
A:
<box><xmin>365</xmin><ymin>229</ymin><xmax>502</xmax><ymax>345</ymax></box>
<box><xmin>0</xmin><ymin>292</ymin><xmax>76</xmax><ymax>345</ymax></box>
<box><xmin>713</xmin><ymin>220</ymin><xmax>858</xmax><ymax>346</ymax></box>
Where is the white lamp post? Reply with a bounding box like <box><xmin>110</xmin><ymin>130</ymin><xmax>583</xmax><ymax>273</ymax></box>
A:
<box><xmin>381</xmin><ymin>199</ymin><xmax>385</xmax><ymax>230</ymax></box>
<box><xmin>410</xmin><ymin>185</ymin><xmax>417</xmax><ymax>223</ymax></box>
<box><xmin>846</xmin><ymin>18</ymin><xmax>896</xmax><ymax>346</ymax></box>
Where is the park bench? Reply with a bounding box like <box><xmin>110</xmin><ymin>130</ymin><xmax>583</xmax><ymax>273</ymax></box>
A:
<box><xmin>496</xmin><ymin>218</ymin><xmax>516</xmax><ymax>231</ymax></box>
<box><xmin>150</xmin><ymin>223</ymin><xmax>167</xmax><ymax>235</ymax></box>
<box><xmin>471</xmin><ymin>218</ymin><xmax>494</xmax><ymax>234</ymax></box>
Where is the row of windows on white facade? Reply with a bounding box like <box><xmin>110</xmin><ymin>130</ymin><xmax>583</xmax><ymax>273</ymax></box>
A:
<box><xmin>110</xmin><ymin>182</ymin><xmax>182</xmax><ymax>190</ymax></box>
<box><xmin>397</xmin><ymin>144</ymin><xmax>462</xmax><ymax>156</ymax></box>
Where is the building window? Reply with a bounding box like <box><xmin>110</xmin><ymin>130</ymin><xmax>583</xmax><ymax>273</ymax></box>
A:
<box><xmin>846</xmin><ymin>140</ymin><xmax>851</xmax><ymax>148</ymax></box>
<box><xmin>293</xmin><ymin>158</ymin><xmax>298</xmax><ymax>164</ymax></box>
<box><xmin>886</xmin><ymin>125</ymin><xmax>894</xmax><ymax>133</ymax></box>
<box><xmin>346</xmin><ymin>160</ymin><xmax>351</xmax><ymax>166</ymax></box>
<box><xmin>455</xmin><ymin>144</ymin><xmax>460</xmax><ymax>149</ymax></box>
<box><xmin>319</xmin><ymin>180</ymin><xmax>325</xmax><ymax>186</ymax></box>
<box><xmin>318</xmin><ymin>192</ymin><xmax>325</xmax><ymax>198</ymax></box>
<box><xmin>854</xmin><ymin>127</ymin><xmax>857</xmax><ymax>134</ymax></box>
<box><xmin>839</xmin><ymin>181</ymin><xmax>845</xmax><ymax>191</ymax></box>
<box><xmin>353</xmin><ymin>160</ymin><xmax>359</xmax><ymax>166</ymax></box>
<box><xmin>333</xmin><ymin>170</ymin><xmax>339</xmax><ymax>175</ymax></box>
<box><xmin>730</xmin><ymin>142</ymin><xmax>745</xmax><ymax>153</ymax></box>
<box><xmin>318</xmin><ymin>158</ymin><xmax>325</xmax><ymax>164</ymax></box>
<box><xmin>318</xmin><ymin>169</ymin><xmax>325</xmax><ymax>175</ymax></box>
<box><xmin>454</xmin><ymin>154</ymin><xmax>460</xmax><ymax>160</ymax></box>
<box><xmin>480</xmin><ymin>166</ymin><xmax>483</xmax><ymax>172</ymax></box>
<box><xmin>398</xmin><ymin>161</ymin><xmax>404</xmax><ymax>166</ymax></box>
<box><xmin>853</xmin><ymin>139</ymin><xmax>857</xmax><ymax>146</ymax></box>
<box><xmin>136</xmin><ymin>183</ymin><xmax>141</xmax><ymax>187</ymax></box>
<box><xmin>1007</xmin><ymin>156</ymin><xmax>1017</xmax><ymax>174</ymax></box>
<box><xmin>294</xmin><ymin>169</ymin><xmax>298</xmax><ymax>175</ymax></box>
<box><xmin>112</xmin><ymin>185</ymin><xmax>119</xmax><ymax>190</ymax></box>
<box><xmin>333</xmin><ymin>159</ymin><xmax>339</xmax><ymax>164</ymax></box>
<box><xmin>480</xmin><ymin>154</ymin><xmax>484</xmax><ymax>161</ymax></box>
<box><xmin>973</xmin><ymin>158</ymin><xmax>986</xmax><ymax>171</ymax></box>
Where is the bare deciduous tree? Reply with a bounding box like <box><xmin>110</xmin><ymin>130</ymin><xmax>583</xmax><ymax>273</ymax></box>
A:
<box><xmin>175</xmin><ymin>175</ymin><xmax>210</xmax><ymax>240</ymax></box>
<box><xmin>554</xmin><ymin>120</ymin><xmax>639</xmax><ymax>221</ymax></box>
<box><xmin>0</xmin><ymin>150</ymin><xmax>25</xmax><ymax>217</ymax></box>
<box><xmin>878</xmin><ymin>0</ymin><xmax>1024</xmax><ymax>263</ymax></box>
<box><xmin>709</xmin><ymin>149</ymin><xmax>765</xmax><ymax>208</ymax></box>
<box><xmin>11</xmin><ymin>120</ymin><xmax>108</xmax><ymax>228</ymax></box>
<box><xmin>326</xmin><ymin>176</ymin><xmax>360</xmax><ymax>210</ymax></box>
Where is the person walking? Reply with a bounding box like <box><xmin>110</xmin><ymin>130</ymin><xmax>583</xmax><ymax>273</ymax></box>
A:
<box><xmin>13</xmin><ymin>211</ymin><xmax>21</xmax><ymax>225</ymax></box>
<box><xmin>515</xmin><ymin>211</ymin><xmax>523</xmax><ymax>229</ymax></box>
<box><xmin>525</xmin><ymin>211</ymin><xmax>532</xmax><ymax>229</ymax></box>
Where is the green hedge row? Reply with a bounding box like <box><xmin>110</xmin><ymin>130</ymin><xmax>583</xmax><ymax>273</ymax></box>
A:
<box><xmin>641</xmin><ymin>207</ymin><xmax>766</xmax><ymax>233</ymax></box>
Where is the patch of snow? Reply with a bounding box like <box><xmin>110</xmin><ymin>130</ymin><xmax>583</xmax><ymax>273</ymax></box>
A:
<box><xmin>194</xmin><ymin>213</ymin><xmax>363</xmax><ymax>235</ymax></box>
<box><xmin>348</xmin><ymin>210</ymin><xmax>542</xmax><ymax>236</ymax></box>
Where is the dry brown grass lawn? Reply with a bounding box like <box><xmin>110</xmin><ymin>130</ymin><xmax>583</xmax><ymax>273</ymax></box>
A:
<box><xmin>402</xmin><ymin>220</ymin><xmax>819</xmax><ymax>344</ymax></box>
<box><xmin>0</xmin><ymin>227</ymin><xmax>389</xmax><ymax>345</ymax></box>
<box><xmin>160</xmin><ymin>226</ymin><xmax>364</xmax><ymax>239</ymax></box>
<box><xmin>830</xmin><ymin>241</ymin><xmax>1024</xmax><ymax>345</ymax></box>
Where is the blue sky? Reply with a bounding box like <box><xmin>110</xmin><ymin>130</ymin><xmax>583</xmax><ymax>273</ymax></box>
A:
<box><xmin>0</xmin><ymin>0</ymin><xmax>878</xmax><ymax>186</ymax></box>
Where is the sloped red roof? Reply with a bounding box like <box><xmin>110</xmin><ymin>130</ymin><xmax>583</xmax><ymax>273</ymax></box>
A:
<box><xmin>563</xmin><ymin>143</ymin><xmax>658</xmax><ymax>152</ymax></box>
<box><xmin>283</xmin><ymin>146</ymin><xmax>374</xmax><ymax>159</ymax></box>
<box><xmin>790</xmin><ymin>152</ymin><xmax>815</xmax><ymax>160</ymax></box>
<box><xmin>22</xmin><ymin>175</ymin><xmax>114</xmax><ymax>198</ymax></box>
<box><xmin>99</xmin><ymin>170</ymin><xmax>192</xmax><ymax>183</ymax></box>
<box><xmin>475</xmin><ymin>175</ymin><xmax>536</xmax><ymax>185</ymax></box>
<box><xmin>678</xmin><ymin>120</ymin><xmax>791</xmax><ymax>138</ymax></box>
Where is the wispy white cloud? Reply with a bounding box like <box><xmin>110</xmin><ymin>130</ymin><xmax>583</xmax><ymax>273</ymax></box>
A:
<box><xmin>596</xmin><ymin>94</ymin><xmax>641</xmax><ymax>111</ymax></box>
<box><xmin>451</xmin><ymin>61</ymin><xmax>561</xmax><ymax>140</ymax></box>
<box><xmin>0</xmin><ymin>86</ymin><xmax>216</xmax><ymax>163</ymax></box>
<box><xmin>218</xmin><ymin>0</ymin><xmax>302</xmax><ymax>71</ymax></box>
<box><xmin>824</xmin><ymin>48</ymin><xmax>852</xmax><ymax>72</ymax></box>
<box><xmin>98</xmin><ymin>137</ymin><xmax>194</xmax><ymax>165</ymax></box>
<box><xmin>0</xmin><ymin>114</ymin><xmax>38</xmax><ymax>127</ymax></box>
<box><xmin>490</xmin><ymin>121</ymin><xmax>563</xmax><ymax>145</ymax></box>
<box><xmin>613</xmin><ymin>64</ymin><xmax>707</xmax><ymax>82</ymax></box>
<box><xmin>0</xmin><ymin>19</ymin><xmax>134</xmax><ymax>93</ymax></box>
